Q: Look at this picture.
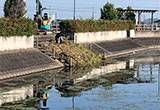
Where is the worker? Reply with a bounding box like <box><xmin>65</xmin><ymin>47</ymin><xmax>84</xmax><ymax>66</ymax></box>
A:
<box><xmin>55</xmin><ymin>32</ymin><xmax>65</xmax><ymax>44</ymax></box>
<box><xmin>43</xmin><ymin>13</ymin><xmax>49</xmax><ymax>20</ymax></box>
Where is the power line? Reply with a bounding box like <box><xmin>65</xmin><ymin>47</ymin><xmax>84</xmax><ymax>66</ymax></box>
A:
<box><xmin>0</xmin><ymin>5</ymin><xmax>160</xmax><ymax>9</ymax></box>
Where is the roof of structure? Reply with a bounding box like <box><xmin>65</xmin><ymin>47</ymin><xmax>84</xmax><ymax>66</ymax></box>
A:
<box><xmin>118</xmin><ymin>9</ymin><xmax>158</xmax><ymax>13</ymax></box>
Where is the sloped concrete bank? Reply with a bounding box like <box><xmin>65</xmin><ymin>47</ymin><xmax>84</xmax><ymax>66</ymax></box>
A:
<box><xmin>0</xmin><ymin>49</ymin><xmax>63</xmax><ymax>80</ymax></box>
<box><xmin>81</xmin><ymin>37</ymin><xmax>160</xmax><ymax>58</ymax></box>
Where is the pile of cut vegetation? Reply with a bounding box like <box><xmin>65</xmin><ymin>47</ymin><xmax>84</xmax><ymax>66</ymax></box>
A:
<box><xmin>39</xmin><ymin>40</ymin><xmax>102</xmax><ymax>68</ymax></box>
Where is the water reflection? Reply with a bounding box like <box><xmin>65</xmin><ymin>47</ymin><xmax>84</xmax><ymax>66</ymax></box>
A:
<box><xmin>0</xmin><ymin>69</ymin><xmax>61</xmax><ymax>109</ymax></box>
<box><xmin>33</xmin><ymin>81</ymin><xmax>52</xmax><ymax>110</ymax></box>
<box><xmin>158</xmin><ymin>64</ymin><xmax>160</xmax><ymax>96</ymax></box>
<box><xmin>0</xmin><ymin>86</ymin><xmax>33</xmax><ymax>106</ymax></box>
<box><xmin>1</xmin><ymin>54</ymin><xmax>160</xmax><ymax>109</ymax></box>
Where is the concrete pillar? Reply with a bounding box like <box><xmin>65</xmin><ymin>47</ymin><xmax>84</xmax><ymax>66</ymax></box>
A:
<box><xmin>151</xmin><ymin>12</ymin><xmax>154</xmax><ymax>25</ymax></box>
<box><xmin>138</xmin><ymin>13</ymin><xmax>141</xmax><ymax>25</ymax></box>
<box><xmin>151</xmin><ymin>12</ymin><xmax>154</xmax><ymax>30</ymax></box>
<box><xmin>137</xmin><ymin>13</ymin><xmax>142</xmax><ymax>31</ymax></box>
<box><xmin>124</xmin><ymin>13</ymin><xmax>127</xmax><ymax>20</ymax></box>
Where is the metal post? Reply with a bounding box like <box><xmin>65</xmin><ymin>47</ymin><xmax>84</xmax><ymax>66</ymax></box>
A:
<box><xmin>103</xmin><ymin>52</ymin><xmax>106</xmax><ymax>59</ymax></box>
<box><xmin>36</xmin><ymin>36</ymin><xmax>39</xmax><ymax>48</ymax></box>
<box><xmin>150</xmin><ymin>64</ymin><xmax>152</xmax><ymax>82</ymax></box>
<box><xmin>137</xmin><ymin>65</ymin><xmax>140</xmax><ymax>78</ymax></box>
<box><xmin>70</xmin><ymin>58</ymin><xmax>73</xmax><ymax>67</ymax></box>
<box><xmin>72</xmin><ymin>96</ymin><xmax>75</xmax><ymax>109</ymax></box>
<box><xmin>52</xmin><ymin>48</ymin><xmax>56</xmax><ymax>58</ymax></box>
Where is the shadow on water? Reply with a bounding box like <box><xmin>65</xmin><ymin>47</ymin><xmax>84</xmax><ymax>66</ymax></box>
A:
<box><xmin>1</xmin><ymin>50</ymin><xmax>160</xmax><ymax>110</ymax></box>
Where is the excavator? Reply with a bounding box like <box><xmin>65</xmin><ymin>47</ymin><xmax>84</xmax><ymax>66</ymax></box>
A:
<box><xmin>34</xmin><ymin>0</ymin><xmax>54</xmax><ymax>34</ymax></box>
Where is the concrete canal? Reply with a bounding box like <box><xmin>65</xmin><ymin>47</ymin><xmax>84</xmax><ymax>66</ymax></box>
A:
<box><xmin>1</xmin><ymin>50</ymin><xmax>160</xmax><ymax>110</ymax></box>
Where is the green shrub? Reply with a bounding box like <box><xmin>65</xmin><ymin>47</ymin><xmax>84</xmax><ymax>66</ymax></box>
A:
<box><xmin>60</xmin><ymin>19</ymin><xmax>135</xmax><ymax>33</ymax></box>
<box><xmin>0</xmin><ymin>17</ymin><xmax>36</xmax><ymax>37</ymax></box>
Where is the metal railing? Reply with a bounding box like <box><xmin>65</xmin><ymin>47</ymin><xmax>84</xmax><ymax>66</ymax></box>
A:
<box><xmin>51</xmin><ymin>22</ymin><xmax>60</xmax><ymax>33</ymax></box>
<box><xmin>136</xmin><ymin>24</ymin><xmax>160</xmax><ymax>31</ymax></box>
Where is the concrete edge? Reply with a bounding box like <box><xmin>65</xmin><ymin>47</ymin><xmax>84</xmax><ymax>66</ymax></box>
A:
<box><xmin>0</xmin><ymin>48</ymin><xmax>38</xmax><ymax>55</ymax></box>
<box><xmin>0</xmin><ymin>61</ymin><xmax>63</xmax><ymax>81</ymax></box>
<box><xmin>105</xmin><ymin>46</ymin><xmax>160</xmax><ymax>58</ymax></box>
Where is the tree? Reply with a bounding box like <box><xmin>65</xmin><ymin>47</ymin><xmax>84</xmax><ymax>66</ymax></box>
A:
<box><xmin>126</xmin><ymin>6</ymin><xmax>136</xmax><ymax>23</ymax></box>
<box><xmin>4</xmin><ymin>0</ymin><xmax>27</xmax><ymax>18</ymax></box>
<box><xmin>116</xmin><ymin>7</ymin><xmax>123</xmax><ymax>20</ymax></box>
<box><xmin>100</xmin><ymin>2</ymin><xmax>118</xmax><ymax>20</ymax></box>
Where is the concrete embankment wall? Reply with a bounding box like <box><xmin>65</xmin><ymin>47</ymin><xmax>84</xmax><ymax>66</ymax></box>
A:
<box><xmin>74</xmin><ymin>30</ymin><xmax>135</xmax><ymax>44</ymax></box>
<box><xmin>73</xmin><ymin>30</ymin><xmax>160</xmax><ymax>44</ymax></box>
<box><xmin>135</xmin><ymin>31</ymin><xmax>160</xmax><ymax>38</ymax></box>
<box><xmin>0</xmin><ymin>36</ymin><xmax>34</xmax><ymax>51</ymax></box>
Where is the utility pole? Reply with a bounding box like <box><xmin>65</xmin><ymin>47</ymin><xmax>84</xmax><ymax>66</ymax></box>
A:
<box><xmin>73</xmin><ymin>0</ymin><xmax>76</xmax><ymax>20</ymax></box>
<box><xmin>91</xmin><ymin>7</ymin><xmax>94</xmax><ymax>19</ymax></box>
<box><xmin>55</xmin><ymin>12</ymin><xmax>57</xmax><ymax>19</ymax></box>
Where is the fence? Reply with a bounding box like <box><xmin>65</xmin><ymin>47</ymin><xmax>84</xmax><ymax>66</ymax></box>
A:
<box><xmin>136</xmin><ymin>24</ymin><xmax>160</xmax><ymax>31</ymax></box>
<box><xmin>51</xmin><ymin>21</ymin><xmax>60</xmax><ymax>33</ymax></box>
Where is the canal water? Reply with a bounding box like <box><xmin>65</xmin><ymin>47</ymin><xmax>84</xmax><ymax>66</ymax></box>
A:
<box><xmin>1</xmin><ymin>50</ymin><xmax>160</xmax><ymax>110</ymax></box>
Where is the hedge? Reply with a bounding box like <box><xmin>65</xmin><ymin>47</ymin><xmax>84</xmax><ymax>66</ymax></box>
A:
<box><xmin>0</xmin><ymin>17</ymin><xmax>37</xmax><ymax>37</ymax></box>
<box><xmin>60</xmin><ymin>19</ymin><xmax>135</xmax><ymax>33</ymax></box>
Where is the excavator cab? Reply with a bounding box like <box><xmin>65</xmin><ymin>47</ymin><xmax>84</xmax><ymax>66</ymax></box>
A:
<box><xmin>34</xmin><ymin>0</ymin><xmax>53</xmax><ymax>34</ymax></box>
<box><xmin>41</xmin><ymin>13</ymin><xmax>51</xmax><ymax>30</ymax></box>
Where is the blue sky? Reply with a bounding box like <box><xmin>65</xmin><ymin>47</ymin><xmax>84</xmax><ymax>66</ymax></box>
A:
<box><xmin>0</xmin><ymin>0</ymin><xmax>160</xmax><ymax>20</ymax></box>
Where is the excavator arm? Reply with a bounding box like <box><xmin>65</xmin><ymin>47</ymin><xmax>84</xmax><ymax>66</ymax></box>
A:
<box><xmin>36</xmin><ymin>0</ymin><xmax>43</xmax><ymax>16</ymax></box>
